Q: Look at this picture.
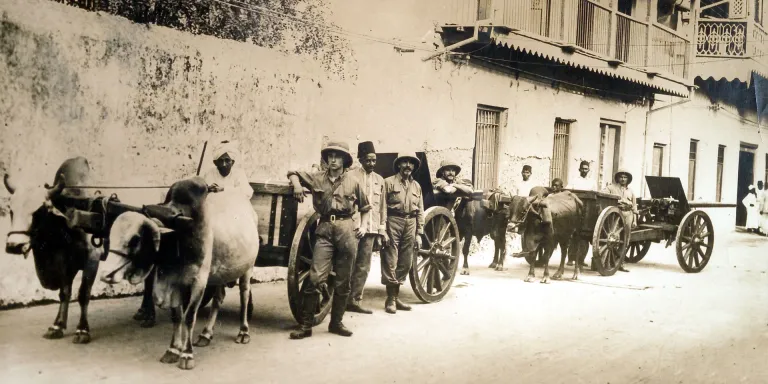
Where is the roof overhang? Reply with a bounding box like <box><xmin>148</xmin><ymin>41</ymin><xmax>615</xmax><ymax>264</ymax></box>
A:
<box><xmin>692</xmin><ymin>58</ymin><xmax>768</xmax><ymax>86</ymax></box>
<box><xmin>492</xmin><ymin>30</ymin><xmax>693</xmax><ymax>97</ymax></box>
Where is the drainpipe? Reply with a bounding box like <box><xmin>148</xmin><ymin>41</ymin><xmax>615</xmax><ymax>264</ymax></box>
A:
<box><xmin>422</xmin><ymin>20</ymin><xmax>490</xmax><ymax>62</ymax></box>
<box><xmin>641</xmin><ymin>92</ymin><xmax>693</xmax><ymax>196</ymax></box>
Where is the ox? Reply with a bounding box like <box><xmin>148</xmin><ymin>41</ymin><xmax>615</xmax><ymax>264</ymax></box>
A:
<box><xmin>102</xmin><ymin>177</ymin><xmax>259</xmax><ymax>370</ymax></box>
<box><xmin>506</xmin><ymin>186</ymin><xmax>585</xmax><ymax>283</ymax></box>
<box><xmin>3</xmin><ymin>157</ymin><xmax>100</xmax><ymax>343</ymax></box>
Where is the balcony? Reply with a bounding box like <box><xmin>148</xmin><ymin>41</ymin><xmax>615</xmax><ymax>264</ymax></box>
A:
<box><xmin>694</xmin><ymin>18</ymin><xmax>768</xmax><ymax>82</ymax></box>
<box><xmin>443</xmin><ymin>0</ymin><xmax>692</xmax><ymax>89</ymax></box>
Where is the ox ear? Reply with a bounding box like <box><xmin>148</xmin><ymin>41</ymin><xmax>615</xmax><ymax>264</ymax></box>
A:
<box><xmin>3</xmin><ymin>173</ymin><xmax>16</xmax><ymax>195</ymax></box>
<box><xmin>44</xmin><ymin>200</ymin><xmax>69</xmax><ymax>220</ymax></box>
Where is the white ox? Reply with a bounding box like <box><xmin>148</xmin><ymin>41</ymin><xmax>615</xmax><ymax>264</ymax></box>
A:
<box><xmin>101</xmin><ymin>177</ymin><xmax>259</xmax><ymax>370</ymax></box>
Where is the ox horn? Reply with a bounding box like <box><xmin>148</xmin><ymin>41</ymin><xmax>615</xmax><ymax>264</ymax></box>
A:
<box><xmin>3</xmin><ymin>173</ymin><xmax>16</xmax><ymax>195</ymax></box>
<box><xmin>526</xmin><ymin>195</ymin><xmax>537</xmax><ymax>204</ymax></box>
<box><xmin>45</xmin><ymin>173</ymin><xmax>66</xmax><ymax>199</ymax></box>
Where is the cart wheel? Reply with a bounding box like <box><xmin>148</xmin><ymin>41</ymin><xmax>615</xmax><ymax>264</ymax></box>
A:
<box><xmin>409</xmin><ymin>206</ymin><xmax>460</xmax><ymax>303</ymax></box>
<box><xmin>624</xmin><ymin>241</ymin><xmax>651</xmax><ymax>263</ymax></box>
<box><xmin>675</xmin><ymin>210</ymin><xmax>714</xmax><ymax>273</ymax></box>
<box><xmin>591</xmin><ymin>206</ymin><xmax>629</xmax><ymax>276</ymax></box>
<box><xmin>287</xmin><ymin>211</ymin><xmax>332</xmax><ymax>325</ymax></box>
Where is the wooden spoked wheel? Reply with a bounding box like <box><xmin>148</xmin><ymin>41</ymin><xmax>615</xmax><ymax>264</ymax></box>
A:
<box><xmin>409</xmin><ymin>206</ymin><xmax>461</xmax><ymax>303</ymax></box>
<box><xmin>287</xmin><ymin>211</ymin><xmax>333</xmax><ymax>325</ymax></box>
<box><xmin>675</xmin><ymin>210</ymin><xmax>714</xmax><ymax>273</ymax></box>
<box><xmin>591</xmin><ymin>206</ymin><xmax>630</xmax><ymax>276</ymax></box>
<box><xmin>624</xmin><ymin>241</ymin><xmax>651</xmax><ymax>263</ymax></box>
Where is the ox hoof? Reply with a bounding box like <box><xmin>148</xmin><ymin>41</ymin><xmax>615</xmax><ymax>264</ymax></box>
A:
<box><xmin>160</xmin><ymin>349</ymin><xmax>181</xmax><ymax>364</ymax></box>
<box><xmin>178</xmin><ymin>354</ymin><xmax>195</xmax><ymax>370</ymax></box>
<box><xmin>488</xmin><ymin>262</ymin><xmax>498</xmax><ymax>269</ymax></box>
<box><xmin>494</xmin><ymin>266</ymin><xmax>507</xmax><ymax>272</ymax></box>
<box><xmin>461</xmin><ymin>269</ymin><xmax>470</xmax><ymax>276</ymax></box>
<box><xmin>540</xmin><ymin>277</ymin><xmax>550</xmax><ymax>284</ymax></box>
<box><xmin>524</xmin><ymin>276</ymin><xmax>535</xmax><ymax>283</ymax></box>
<box><xmin>140</xmin><ymin>318</ymin><xmax>156</xmax><ymax>328</ymax></box>
<box><xmin>235</xmin><ymin>331</ymin><xmax>251</xmax><ymax>345</ymax></box>
<box><xmin>72</xmin><ymin>330</ymin><xmax>91</xmax><ymax>344</ymax></box>
<box><xmin>551</xmin><ymin>274</ymin><xmax>563</xmax><ymax>280</ymax></box>
<box><xmin>571</xmin><ymin>275</ymin><xmax>579</xmax><ymax>281</ymax></box>
<box><xmin>43</xmin><ymin>326</ymin><xmax>64</xmax><ymax>339</ymax></box>
<box><xmin>133</xmin><ymin>308</ymin><xmax>151</xmax><ymax>321</ymax></box>
<box><xmin>193</xmin><ymin>334</ymin><xmax>212</xmax><ymax>347</ymax></box>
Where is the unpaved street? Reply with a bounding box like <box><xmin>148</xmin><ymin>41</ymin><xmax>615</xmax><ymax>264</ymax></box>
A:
<box><xmin>1</xmin><ymin>231</ymin><xmax>767</xmax><ymax>384</ymax></box>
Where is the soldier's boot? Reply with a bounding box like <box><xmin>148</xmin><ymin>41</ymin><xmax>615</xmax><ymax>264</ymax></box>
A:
<box><xmin>328</xmin><ymin>295</ymin><xmax>353</xmax><ymax>337</ymax></box>
<box><xmin>393</xmin><ymin>285</ymin><xmax>411</xmax><ymax>311</ymax></box>
<box><xmin>385</xmin><ymin>285</ymin><xmax>397</xmax><ymax>314</ymax></box>
<box><xmin>346</xmin><ymin>299</ymin><xmax>373</xmax><ymax>315</ymax></box>
<box><xmin>290</xmin><ymin>293</ymin><xmax>318</xmax><ymax>340</ymax></box>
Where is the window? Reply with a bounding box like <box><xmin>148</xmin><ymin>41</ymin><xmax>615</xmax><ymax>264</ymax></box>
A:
<box><xmin>765</xmin><ymin>153</ymin><xmax>768</xmax><ymax>186</ymax></box>
<box><xmin>551</xmin><ymin>119</ymin><xmax>571</xmax><ymax>185</ymax></box>
<box><xmin>598</xmin><ymin>122</ymin><xmax>622</xmax><ymax>189</ymax></box>
<box><xmin>688</xmin><ymin>139</ymin><xmax>698</xmax><ymax>200</ymax></box>
<box><xmin>716</xmin><ymin>145</ymin><xmax>725</xmax><ymax>202</ymax></box>
<box><xmin>756</xmin><ymin>0</ymin><xmax>764</xmax><ymax>26</ymax></box>
<box><xmin>652</xmin><ymin>144</ymin><xmax>665</xmax><ymax>177</ymax></box>
<box><xmin>473</xmin><ymin>105</ymin><xmax>505</xmax><ymax>190</ymax></box>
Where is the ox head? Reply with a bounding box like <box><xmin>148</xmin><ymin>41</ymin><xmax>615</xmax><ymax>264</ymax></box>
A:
<box><xmin>101</xmin><ymin>212</ymin><xmax>173</xmax><ymax>285</ymax></box>
<box><xmin>4</xmin><ymin>173</ymin><xmax>68</xmax><ymax>256</ymax></box>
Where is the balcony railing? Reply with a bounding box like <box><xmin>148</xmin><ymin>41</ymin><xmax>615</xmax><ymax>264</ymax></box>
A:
<box><xmin>445</xmin><ymin>0</ymin><xmax>691</xmax><ymax>79</ymax></box>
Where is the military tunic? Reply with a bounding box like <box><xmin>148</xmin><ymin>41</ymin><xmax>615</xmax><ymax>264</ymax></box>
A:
<box><xmin>348</xmin><ymin>167</ymin><xmax>386</xmax><ymax>305</ymax></box>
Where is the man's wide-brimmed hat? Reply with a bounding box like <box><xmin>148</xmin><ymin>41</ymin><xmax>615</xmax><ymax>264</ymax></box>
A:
<box><xmin>614</xmin><ymin>169</ymin><xmax>633</xmax><ymax>185</ymax></box>
<box><xmin>393</xmin><ymin>152</ymin><xmax>421</xmax><ymax>173</ymax></box>
<box><xmin>321</xmin><ymin>140</ymin><xmax>353</xmax><ymax>168</ymax></box>
<box><xmin>436</xmin><ymin>159</ymin><xmax>461</xmax><ymax>178</ymax></box>
<box><xmin>357</xmin><ymin>141</ymin><xmax>376</xmax><ymax>158</ymax></box>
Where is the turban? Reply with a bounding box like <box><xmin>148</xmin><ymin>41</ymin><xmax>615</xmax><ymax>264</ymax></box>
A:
<box><xmin>211</xmin><ymin>140</ymin><xmax>241</xmax><ymax>162</ymax></box>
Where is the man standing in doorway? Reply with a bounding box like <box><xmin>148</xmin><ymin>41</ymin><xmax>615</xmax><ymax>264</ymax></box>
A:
<box><xmin>513</xmin><ymin>165</ymin><xmax>536</xmax><ymax>197</ymax></box>
<box><xmin>601</xmin><ymin>169</ymin><xmax>637</xmax><ymax>273</ymax></box>
<box><xmin>566</xmin><ymin>160</ymin><xmax>596</xmax><ymax>268</ymax></box>
<box><xmin>381</xmin><ymin>153</ymin><xmax>424</xmax><ymax>314</ymax></box>
<box><xmin>346</xmin><ymin>141</ymin><xmax>388</xmax><ymax>315</ymax></box>
<box><xmin>287</xmin><ymin>140</ymin><xmax>371</xmax><ymax>339</ymax></box>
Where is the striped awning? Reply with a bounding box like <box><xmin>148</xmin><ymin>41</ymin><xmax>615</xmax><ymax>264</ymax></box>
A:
<box><xmin>493</xmin><ymin>31</ymin><xmax>693</xmax><ymax>97</ymax></box>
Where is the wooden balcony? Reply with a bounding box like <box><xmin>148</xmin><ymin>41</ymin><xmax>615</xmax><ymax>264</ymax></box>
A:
<box><xmin>694</xmin><ymin>18</ymin><xmax>768</xmax><ymax>82</ymax></box>
<box><xmin>444</xmin><ymin>0</ymin><xmax>691</xmax><ymax>80</ymax></box>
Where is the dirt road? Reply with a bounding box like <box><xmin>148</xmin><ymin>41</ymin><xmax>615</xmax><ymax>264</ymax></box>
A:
<box><xmin>1</xmin><ymin>231</ymin><xmax>767</xmax><ymax>384</ymax></box>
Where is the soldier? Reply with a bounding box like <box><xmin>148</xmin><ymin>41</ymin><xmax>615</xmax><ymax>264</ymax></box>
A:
<box><xmin>287</xmin><ymin>140</ymin><xmax>371</xmax><ymax>339</ymax></box>
<box><xmin>566</xmin><ymin>160</ymin><xmax>596</xmax><ymax>268</ymax></box>
<box><xmin>513</xmin><ymin>164</ymin><xmax>536</xmax><ymax>197</ymax></box>
<box><xmin>601</xmin><ymin>169</ymin><xmax>637</xmax><ymax>273</ymax></box>
<box><xmin>382</xmin><ymin>153</ymin><xmax>424</xmax><ymax>314</ymax></box>
<box><xmin>346</xmin><ymin>141</ymin><xmax>388</xmax><ymax>315</ymax></box>
<box><xmin>432</xmin><ymin>159</ymin><xmax>474</xmax><ymax>209</ymax></box>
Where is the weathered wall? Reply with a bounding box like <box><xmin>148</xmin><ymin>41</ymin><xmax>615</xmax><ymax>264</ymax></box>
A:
<box><xmin>0</xmin><ymin>0</ymin><xmax>681</xmax><ymax>306</ymax></box>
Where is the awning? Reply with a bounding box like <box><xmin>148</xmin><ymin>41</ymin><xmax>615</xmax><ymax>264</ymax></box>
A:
<box><xmin>692</xmin><ymin>60</ymin><xmax>768</xmax><ymax>87</ymax></box>
<box><xmin>754</xmin><ymin>72</ymin><xmax>768</xmax><ymax>126</ymax></box>
<box><xmin>492</xmin><ymin>31</ymin><xmax>693</xmax><ymax>97</ymax></box>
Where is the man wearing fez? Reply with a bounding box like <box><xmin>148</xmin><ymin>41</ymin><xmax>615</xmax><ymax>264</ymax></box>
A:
<box><xmin>346</xmin><ymin>141</ymin><xmax>388</xmax><ymax>315</ymax></box>
<box><xmin>513</xmin><ymin>164</ymin><xmax>535</xmax><ymax>197</ymax></box>
<box><xmin>601</xmin><ymin>169</ymin><xmax>637</xmax><ymax>273</ymax></box>
<box><xmin>287</xmin><ymin>140</ymin><xmax>371</xmax><ymax>339</ymax></box>
<box><xmin>381</xmin><ymin>153</ymin><xmax>424</xmax><ymax>314</ymax></box>
<box><xmin>432</xmin><ymin>159</ymin><xmax>474</xmax><ymax>209</ymax></box>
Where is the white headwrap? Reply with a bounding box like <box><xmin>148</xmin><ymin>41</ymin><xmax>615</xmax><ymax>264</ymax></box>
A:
<box><xmin>211</xmin><ymin>140</ymin><xmax>241</xmax><ymax>162</ymax></box>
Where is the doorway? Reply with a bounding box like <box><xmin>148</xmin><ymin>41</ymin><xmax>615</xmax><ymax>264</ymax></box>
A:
<box><xmin>736</xmin><ymin>144</ymin><xmax>756</xmax><ymax>226</ymax></box>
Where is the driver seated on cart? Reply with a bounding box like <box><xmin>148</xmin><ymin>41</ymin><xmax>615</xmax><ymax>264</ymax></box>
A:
<box><xmin>287</xmin><ymin>139</ymin><xmax>371</xmax><ymax>340</ymax></box>
<box><xmin>202</xmin><ymin>140</ymin><xmax>254</xmax><ymax>200</ymax></box>
<box><xmin>432</xmin><ymin>159</ymin><xmax>474</xmax><ymax>210</ymax></box>
<box><xmin>601</xmin><ymin>168</ymin><xmax>638</xmax><ymax>273</ymax></box>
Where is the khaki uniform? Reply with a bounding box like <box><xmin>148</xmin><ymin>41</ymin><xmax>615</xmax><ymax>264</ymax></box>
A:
<box><xmin>381</xmin><ymin>174</ymin><xmax>424</xmax><ymax>285</ymax></box>
<box><xmin>349</xmin><ymin>167</ymin><xmax>386</xmax><ymax>305</ymax></box>
<box><xmin>602</xmin><ymin>183</ymin><xmax>638</xmax><ymax>229</ymax></box>
<box><xmin>432</xmin><ymin>178</ymin><xmax>474</xmax><ymax>210</ymax></box>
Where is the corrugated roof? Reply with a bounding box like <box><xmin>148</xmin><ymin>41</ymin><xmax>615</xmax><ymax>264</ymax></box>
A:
<box><xmin>492</xmin><ymin>31</ymin><xmax>692</xmax><ymax>97</ymax></box>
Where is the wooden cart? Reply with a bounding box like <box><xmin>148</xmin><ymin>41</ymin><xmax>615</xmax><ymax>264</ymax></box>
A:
<box><xmin>570</xmin><ymin>176</ymin><xmax>714</xmax><ymax>276</ymax></box>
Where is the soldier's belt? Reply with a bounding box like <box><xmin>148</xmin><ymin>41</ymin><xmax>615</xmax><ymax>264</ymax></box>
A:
<box><xmin>387</xmin><ymin>210</ymin><xmax>419</xmax><ymax>218</ymax></box>
<box><xmin>319</xmin><ymin>214</ymin><xmax>354</xmax><ymax>223</ymax></box>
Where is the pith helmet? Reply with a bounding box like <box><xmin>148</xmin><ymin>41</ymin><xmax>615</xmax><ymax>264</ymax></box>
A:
<box><xmin>357</xmin><ymin>141</ymin><xmax>376</xmax><ymax>158</ymax></box>
<box><xmin>393</xmin><ymin>152</ymin><xmax>421</xmax><ymax>173</ymax></box>
<box><xmin>436</xmin><ymin>159</ymin><xmax>461</xmax><ymax>178</ymax></box>
<box><xmin>614</xmin><ymin>169</ymin><xmax>633</xmax><ymax>185</ymax></box>
<box><xmin>321</xmin><ymin>140</ymin><xmax>353</xmax><ymax>168</ymax></box>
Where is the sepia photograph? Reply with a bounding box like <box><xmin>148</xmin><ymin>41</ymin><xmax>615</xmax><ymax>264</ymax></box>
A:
<box><xmin>0</xmin><ymin>0</ymin><xmax>767</xmax><ymax>382</ymax></box>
